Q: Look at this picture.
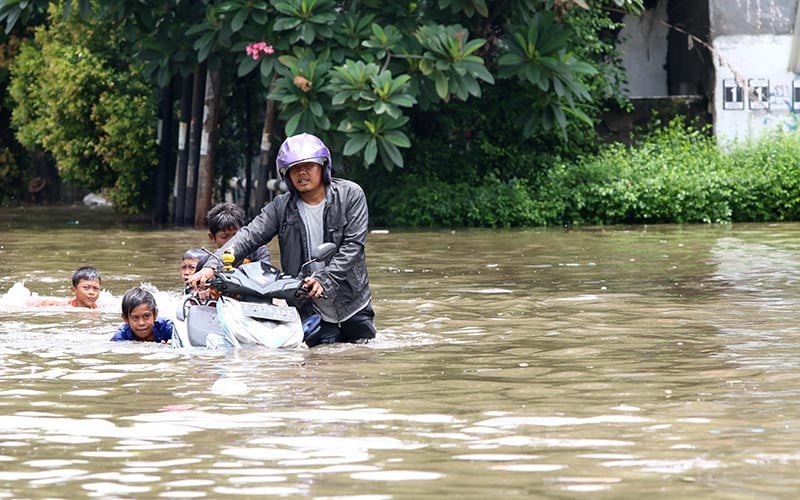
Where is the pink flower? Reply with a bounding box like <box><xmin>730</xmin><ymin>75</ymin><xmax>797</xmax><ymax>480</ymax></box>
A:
<box><xmin>246</xmin><ymin>42</ymin><xmax>275</xmax><ymax>61</ymax></box>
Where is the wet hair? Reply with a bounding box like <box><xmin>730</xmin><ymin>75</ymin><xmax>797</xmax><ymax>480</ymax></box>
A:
<box><xmin>207</xmin><ymin>202</ymin><xmax>246</xmax><ymax>235</ymax></box>
<box><xmin>72</xmin><ymin>266</ymin><xmax>101</xmax><ymax>287</ymax></box>
<box><xmin>120</xmin><ymin>286</ymin><xmax>158</xmax><ymax>319</ymax></box>
<box><xmin>195</xmin><ymin>254</ymin><xmax>210</xmax><ymax>270</ymax></box>
<box><xmin>182</xmin><ymin>248</ymin><xmax>206</xmax><ymax>261</ymax></box>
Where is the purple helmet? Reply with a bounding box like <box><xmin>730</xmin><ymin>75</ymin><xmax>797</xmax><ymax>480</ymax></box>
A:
<box><xmin>276</xmin><ymin>133</ymin><xmax>332</xmax><ymax>188</ymax></box>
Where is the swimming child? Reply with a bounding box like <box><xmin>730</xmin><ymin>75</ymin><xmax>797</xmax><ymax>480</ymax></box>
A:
<box><xmin>110</xmin><ymin>287</ymin><xmax>175</xmax><ymax>343</ymax></box>
<box><xmin>207</xmin><ymin>202</ymin><xmax>271</xmax><ymax>265</ymax></box>
<box><xmin>69</xmin><ymin>266</ymin><xmax>102</xmax><ymax>308</ymax></box>
<box><xmin>180</xmin><ymin>248</ymin><xmax>206</xmax><ymax>285</ymax></box>
<box><xmin>23</xmin><ymin>266</ymin><xmax>102</xmax><ymax>309</ymax></box>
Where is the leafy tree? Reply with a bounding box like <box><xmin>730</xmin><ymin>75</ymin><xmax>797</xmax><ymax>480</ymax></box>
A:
<box><xmin>8</xmin><ymin>5</ymin><xmax>157</xmax><ymax>211</ymax></box>
<box><xmin>0</xmin><ymin>31</ymin><xmax>24</xmax><ymax>203</ymax></box>
<box><xmin>1</xmin><ymin>0</ymin><xmax>642</xmax><ymax>216</ymax></box>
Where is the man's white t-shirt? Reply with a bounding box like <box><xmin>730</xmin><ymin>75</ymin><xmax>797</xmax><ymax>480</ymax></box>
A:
<box><xmin>297</xmin><ymin>199</ymin><xmax>339</xmax><ymax>321</ymax></box>
<box><xmin>297</xmin><ymin>199</ymin><xmax>324</xmax><ymax>257</ymax></box>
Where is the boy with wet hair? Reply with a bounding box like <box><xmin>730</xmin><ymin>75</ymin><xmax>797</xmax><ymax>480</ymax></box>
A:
<box><xmin>180</xmin><ymin>248</ymin><xmax>206</xmax><ymax>285</ymax></box>
<box><xmin>110</xmin><ymin>286</ymin><xmax>175</xmax><ymax>343</ymax></box>
<box><xmin>69</xmin><ymin>266</ymin><xmax>102</xmax><ymax>308</ymax></box>
<box><xmin>206</xmin><ymin>202</ymin><xmax>271</xmax><ymax>265</ymax></box>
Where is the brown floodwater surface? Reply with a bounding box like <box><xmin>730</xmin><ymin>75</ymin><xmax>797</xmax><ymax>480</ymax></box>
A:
<box><xmin>1</xmin><ymin>206</ymin><xmax>800</xmax><ymax>498</ymax></box>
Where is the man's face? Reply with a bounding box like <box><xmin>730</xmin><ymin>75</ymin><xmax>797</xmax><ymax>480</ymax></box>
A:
<box><xmin>72</xmin><ymin>278</ymin><xmax>100</xmax><ymax>308</ymax></box>
<box><xmin>288</xmin><ymin>162</ymin><xmax>323</xmax><ymax>194</ymax></box>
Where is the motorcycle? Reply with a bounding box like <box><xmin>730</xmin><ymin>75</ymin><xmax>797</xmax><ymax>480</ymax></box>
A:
<box><xmin>172</xmin><ymin>242</ymin><xmax>336</xmax><ymax>349</ymax></box>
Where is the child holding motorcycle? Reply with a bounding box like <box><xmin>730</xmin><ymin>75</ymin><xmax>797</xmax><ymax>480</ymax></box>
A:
<box><xmin>180</xmin><ymin>248</ymin><xmax>206</xmax><ymax>286</ymax></box>
<box><xmin>206</xmin><ymin>202</ymin><xmax>271</xmax><ymax>265</ymax></box>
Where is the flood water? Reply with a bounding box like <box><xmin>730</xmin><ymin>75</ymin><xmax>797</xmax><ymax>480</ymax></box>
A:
<box><xmin>2</xmin><ymin>205</ymin><xmax>800</xmax><ymax>498</ymax></box>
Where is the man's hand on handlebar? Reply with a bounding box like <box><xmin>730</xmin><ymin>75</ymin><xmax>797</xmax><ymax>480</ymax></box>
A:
<box><xmin>302</xmin><ymin>276</ymin><xmax>326</xmax><ymax>299</ymax></box>
<box><xmin>187</xmin><ymin>267</ymin><xmax>217</xmax><ymax>292</ymax></box>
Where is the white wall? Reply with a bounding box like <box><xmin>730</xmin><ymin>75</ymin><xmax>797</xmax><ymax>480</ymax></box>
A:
<box><xmin>617</xmin><ymin>1</ymin><xmax>669</xmax><ymax>97</ymax></box>
<box><xmin>713</xmin><ymin>34</ymin><xmax>800</xmax><ymax>143</ymax></box>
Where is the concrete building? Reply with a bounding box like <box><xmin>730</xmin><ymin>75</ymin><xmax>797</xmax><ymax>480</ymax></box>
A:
<box><xmin>615</xmin><ymin>0</ymin><xmax>800</xmax><ymax>143</ymax></box>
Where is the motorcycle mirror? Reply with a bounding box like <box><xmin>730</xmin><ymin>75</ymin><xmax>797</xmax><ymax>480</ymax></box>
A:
<box><xmin>312</xmin><ymin>242</ymin><xmax>336</xmax><ymax>262</ymax></box>
<box><xmin>302</xmin><ymin>242</ymin><xmax>336</xmax><ymax>276</ymax></box>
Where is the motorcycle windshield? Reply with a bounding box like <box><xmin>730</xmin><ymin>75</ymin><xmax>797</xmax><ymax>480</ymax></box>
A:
<box><xmin>237</xmin><ymin>261</ymin><xmax>281</xmax><ymax>289</ymax></box>
<box><xmin>215</xmin><ymin>262</ymin><xmax>302</xmax><ymax>300</ymax></box>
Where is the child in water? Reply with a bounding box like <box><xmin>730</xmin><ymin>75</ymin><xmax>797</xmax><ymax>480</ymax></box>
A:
<box><xmin>206</xmin><ymin>202</ymin><xmax>271</xmax><ymax>265</ymax></box>
<box><xmin>69</xmin><ymin>266</ymin><xmax>102</xmax><ymax>308</ymax></box>
<box><xmin>110</xmin><ymin>287</ymin><xmax>175</xmax><ymax>343</ymax></box>
<box><xmin>180</xmin><ymin>248</ymin><xmax>210</xmax><ymax>300</ymax></box>
<box><xmin>28</xmin><ymin>266</ymin><xmax>103</xmax><ymax>308</ymax></box>
<box><xmin>180</xmin><ymin>248</ymin><xmax>206</xmax><ymax>285</ymax></box>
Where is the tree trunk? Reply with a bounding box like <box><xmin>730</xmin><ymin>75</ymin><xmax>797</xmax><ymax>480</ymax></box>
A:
<box><xmin>254</xmin><ymin>77</ymin><xmax>280</xmax><ymax>212</ymax></box>
<box><xmin>173</xmin><ymin>74</ymin><xmax>194</xmax><ymax>225</ymax></box>
<box><xmin>183</xmin><ymin>63</ymin><xmax>207</xmax><ymax>226</ymax></box>
<box><xmin>243</xmin><ymin>82</ymin><xmax>253</xmax><ymax>216</ymax></box>
<box><xmin>194</xmin><ymin>69</ymin><xmax>221</xmax><ymax>229</ymax></box>
<box><xmin>152</xmin><ymin>81</ymin><xmax>174</xmax><ymax>226</ymax></box>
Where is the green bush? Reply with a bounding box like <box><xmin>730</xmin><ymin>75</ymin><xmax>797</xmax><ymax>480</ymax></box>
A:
<box><xmin>0</xmin><ymin>146</ymin><xmax>22</xmax><ymax>203</ymax></box>
<box><xmin>378</xmin><ymin>173</ymin><xmax>546</xmax><ymax>228</ymax></box>
<box><xmin>550</xmin><ymin>119</ymin><xmax>800</xmax><ymax>226</ymax></box>
<box><xmin>8</xmin><ymin>7</ymin><xmax>157</xmax><ymax>213</ymax></box>
<box><xmin>558</xmin><ymin>119</ymin><xmax>731</xmax><ymax>225</ymax></box>
<box><xmin>368</xmin><ymin>116</ymin><xmax>800</xmax><ymax>228</ymax></box>
<box><xmin>726</xmin><ymin>131</ymin><xmax>800</xmax><ymax>221</ymax></box>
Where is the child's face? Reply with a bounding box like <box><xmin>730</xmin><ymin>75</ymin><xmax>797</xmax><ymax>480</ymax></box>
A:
<box><xmin>180</xmin><ymin>258</ymin><xmax>199</xmax><ymax>284</ymax></box>
<box><xmin>71</xmin><ymin>278</ymin><xmax>101</xmax><ymax>308</ymax></box>
<box><xmin>124</xmin><ymin>303</ymin><xmax>156</xmax><ymax>341</ymax></box>
<box><xmin>209</xmin><ymin>225</ymin><xmax>240</xmax><ymax>248</ymax></box>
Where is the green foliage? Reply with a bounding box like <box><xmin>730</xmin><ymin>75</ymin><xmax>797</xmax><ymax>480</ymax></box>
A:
<box><xmin>0</xmin><ymin>29</ymin><xmax>30</xmax><ymax>203</ymax></box>
<box><xmin>357</xmin><ymin>120</ymin><xmax>558</xmax><ymax>227</ymax></box>
<box><xmin>269</xmin><ymin>46</ymin><xmax>333</xmax><ymax>133</ymax></box>
<box><xmin>0</xmin><ymin>145</ymin><xmax>22</xmax><ymax>203</ymax></box>
<box><xmin>725</xmin><ymin>131</ymin><xmax>800</xmax><ymax>221</ymax></box>
<box><xmin>327</xmin><ymin>59</ymin><xmax>415</xmax><ymax>169</ymax></box>
<box><xmin>367</xmin><ymin>117</ymin><xmax>800</xmax><ymax>228</ymax></box>
<box><xmin>8</xmin><ymin>7</ymin><xmax>157</xmax><ymax>212</ymax></box>
<box><xmin>0</xmin><ymin>0</ymin><xmax>49</xmax><ymax>35</ymax></box>
<box><xmin>339</xmin><ymin>113</ymin><xmax>410</xmax><ymax>168</ymax></box>
<box><xmin>239</xmin><ymin>0</ymin><xmax>630</xmax><ymax>170</ymax></box>
<box><xmin>554</xmin><ymin>120</ymin><xmax>800</xmax><ymax>226</ymax></box>
<box><xmin>374</xmin><ymin>173</ymin><xmax>546</xmax><ymax>227</ymax></box>
<box><xmin>563</xmin><ymin>5</ymin><xmax>632</xmax><ymax>112</ymax></box>
<box><xmin>437</xmin><ymin>0</ymin><xmax>489</xmax><ymax>18</ymax></box>
<box><xmin>415</xmin><ymin>24</ymin><xmax>493</xmax><ymax>101</ymax></box>
<box><xmin>550</xmin><ymin>118</ymin><xmax>728</xmax><ymax>224</ymax></box>
<box><xmin>273</xmin><ymin>0</ymin><xmax>337</xmax><ymax>44</ymax></box>
<box><xmin>359</xmin><ymin>20</ymin><xmax>398</xmax><ymax>61</ymax></box>
<box><xmin>497</xmin><ymin>11</ymin><xmax>595</xmax><ymax>136</ymax></box>
<box><xmin>126</xmin><ymin>2</ymin><xmax>205</xmax><ymax>87</ymax></box>
<box><xmin>1</xmin><ymin>0</ymin><xmax>642</xmax><ymax>215</ymax></box>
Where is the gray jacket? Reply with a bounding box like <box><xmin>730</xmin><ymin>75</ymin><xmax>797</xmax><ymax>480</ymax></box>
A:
<box><xmin>211</xmin><ymin>177</ymin><xmax>372</xmax><ymax>322</ymax></box>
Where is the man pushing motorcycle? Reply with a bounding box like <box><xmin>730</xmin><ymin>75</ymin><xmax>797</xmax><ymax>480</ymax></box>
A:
<box><xmin>187</xmin><ymin>133</ymin><xmax>377</xmax><ymax>347</ymax></box>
